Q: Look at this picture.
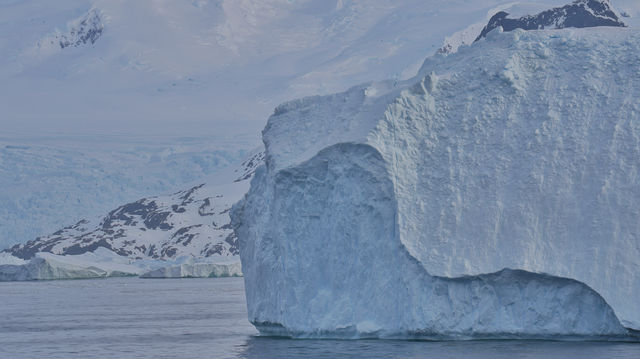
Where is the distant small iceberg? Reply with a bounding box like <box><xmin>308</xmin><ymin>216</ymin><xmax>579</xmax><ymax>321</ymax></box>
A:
<box><xmin>0</xmin><ymin>248</ymin><xmax>241</xmax><ymax>281</ymax></box>
<box><xmin>140</xmin><ymin>259</ymin><xmax>242</xmax><ymax>278</ymax></box>
<box><xmin>0</xmin><ymin>248</ymin><xmax>141</xmax><ymax>281</ymax></box>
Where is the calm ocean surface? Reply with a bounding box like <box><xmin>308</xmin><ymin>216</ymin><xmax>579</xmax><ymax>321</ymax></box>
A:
<box><xmin>0</xmin><ymin>277</ymin><xmax>638</xmax><ymax>359</ymax></box>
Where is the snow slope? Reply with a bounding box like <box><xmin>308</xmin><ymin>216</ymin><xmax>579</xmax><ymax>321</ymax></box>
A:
<box><xmin>232</xmin><ymin>27</ymin><xmax>640</xmax><ymax>337</ymax></box>
<box><xmin>8</xmin><ymin>0</ymin><xmax>638</xmax><ymax>136</ymax></box>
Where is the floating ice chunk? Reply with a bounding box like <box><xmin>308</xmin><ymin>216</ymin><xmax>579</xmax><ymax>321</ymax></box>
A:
<box><xmin>140</xmin><ymin>258</ymin><xmax>241</xmax><ymax>278</ymax></box>
<box><xmin>0</xmin><ymin>248</ymin><xmax>144</xmax><ymax>281</ymax></box>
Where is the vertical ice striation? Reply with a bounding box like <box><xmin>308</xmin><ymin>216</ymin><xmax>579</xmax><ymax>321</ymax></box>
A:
<box><xmin>232</xmin><ymin>27</ymin><xmax>640</xmax><ymax>338</ymax></box>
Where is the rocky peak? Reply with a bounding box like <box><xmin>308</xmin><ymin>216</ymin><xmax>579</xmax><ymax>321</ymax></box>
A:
<box><xmin>476</xmin><ymin>0</ymin><xmax>625</xmax><ymax>41</ymax></box>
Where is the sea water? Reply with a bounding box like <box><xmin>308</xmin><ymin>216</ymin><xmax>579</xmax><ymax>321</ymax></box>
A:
<box><xmin>0</xmin><ymin>277</ymin><xmax>638</xmax><ymax>358</ymax></box>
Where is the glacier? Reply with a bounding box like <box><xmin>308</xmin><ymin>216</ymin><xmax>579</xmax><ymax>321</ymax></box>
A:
<box><xmin>232</xmin><ymin>27</ymin><xmax>640</xmax><ymax>338</ymax></box>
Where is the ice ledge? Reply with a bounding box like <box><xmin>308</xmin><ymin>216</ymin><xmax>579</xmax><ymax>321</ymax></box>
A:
<box><xmin>140</xmin><ymin>260</ymin><xmax>241</xmax><ymax>278</ymax></box>
<box><xmin>250</xmin><ymin>268</ymin><xmax>634</xmax><ymax>340</ymax></box>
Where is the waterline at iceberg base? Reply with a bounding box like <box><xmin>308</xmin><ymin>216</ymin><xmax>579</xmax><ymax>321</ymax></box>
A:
<box><xmin>231</xmin><ymin>27</ymin><xmax>640</xmax><ymax>340</ymax></box>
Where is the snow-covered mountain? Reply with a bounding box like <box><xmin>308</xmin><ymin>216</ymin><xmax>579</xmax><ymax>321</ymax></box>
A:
<box><xmin>4</xmin><ymin>150</ymin><xmax>262</xmax><ymax>261</ymax></box>
<box><xmin>0</xmin><ymin>135</ymin><xmax>252</xmax><ymax>250</ymax></box>
<box><xmin>2</xmin><ymin>0</ymin><xmax>639</xmax><ymax>250</ymax></box>
<box><xmin>232</xmin><ymin>25</ymin><xmax>640</xmax><ymax>338</ymax></box>
<box><xmin>7</xmin><ymin>0</ymin><xmax>637</xmax><ymax>135</ymax></box>
<box><xmin>0</xmin><ymin>0</ymin><xmax>508</xmax><ymax>136</ymax></box>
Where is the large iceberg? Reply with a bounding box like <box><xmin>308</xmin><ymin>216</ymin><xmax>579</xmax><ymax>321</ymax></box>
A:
<box><xmin>232</xmin><ymin>27</ymin><xmax>640</xmax><ymax>339</ymax></box>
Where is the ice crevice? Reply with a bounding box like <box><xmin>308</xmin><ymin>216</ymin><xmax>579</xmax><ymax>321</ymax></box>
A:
<box><xmin>231</xmin><ymin>28</ymin><xmax>640</xmax><ymax>339</ymax></box>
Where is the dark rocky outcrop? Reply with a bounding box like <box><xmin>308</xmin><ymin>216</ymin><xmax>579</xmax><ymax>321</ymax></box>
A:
<box><xmin>476</xmin><ymin>0</ymin><xmax>625</xmax><ymax>41</ymax></box>
<box><xmin>58</xmin><ymin>9</ymin><xmax>104</xmax><ymax>49</ymax></box>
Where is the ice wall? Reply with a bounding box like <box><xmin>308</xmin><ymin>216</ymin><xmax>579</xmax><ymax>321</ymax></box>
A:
<box><xmin>0</xmin><ymin>249</ymin><xmax>141</xmax><ymax>281</ymax></box>
<box><xmin>140</xmin><ymin>259</ymin><xmax>241</xmax><ymax>278</ymax></box>
<box><xmin>232</xmin><ymin>27</ymin><xmax>640</xmax><ymax>338</ymax></box>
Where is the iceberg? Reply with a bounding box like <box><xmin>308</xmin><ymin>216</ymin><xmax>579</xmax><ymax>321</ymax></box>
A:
<box><xmin>0</xmin><ymin>252</ymin><xmax>27</xmax><ymax>266</ymax></box>
<box><xmin>140</xmin><ymin>258</ymin><xmax>242</xmax><ymax>278</ymax></box>
<box><xmin>0</xmin><ymin>247</ymin><xmax>241</xmax><ymax>281</ymax></box>
<box><xmin>232</xmin><ymin>27</ymin><xmax>640</xmax><ymax>338</ymax></box>
<box><xmin>0</xmin><ymin>248</ymin><xmax>142</xmax><ymax>281</ymax></box>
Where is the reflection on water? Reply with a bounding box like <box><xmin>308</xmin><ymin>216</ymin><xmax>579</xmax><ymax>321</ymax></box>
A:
<box><xmin>237</xmin><ymin>336</ymin><xmax>640</xmax><ymax>359</ymax></box>
<box><xmin>1</xmin><ymin>277</ymin><xmax>639</xmax><ymax>359</ymax></box>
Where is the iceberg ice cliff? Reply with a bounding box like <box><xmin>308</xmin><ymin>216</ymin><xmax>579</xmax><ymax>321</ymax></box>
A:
<box><xmin>140</xmin><ymin>259</ymin><xmax>242</xmax><ymax>279</ymax></box>
<box><xmin>232</xmin><ymin>27</ymin><xmax>640</xmax><ymax>338</ymax></box>
<box><xmin>0</xmin><ymin>249</ymin><xmax>242</xmax><ymax>281</ymax></box>
<box><xmin>0</xmin><ymin>248</ymin><xmax>142</xmax><ymax>281</ymax></box>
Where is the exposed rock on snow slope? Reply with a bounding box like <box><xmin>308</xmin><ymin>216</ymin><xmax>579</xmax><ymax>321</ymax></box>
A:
<box><xmin>439</xmin><ymin>0</ymin><xmax>630</xmax><ymax>54</ymax></box>
<box><xmin>232</xmin><ymin>27</ymin><xmax>640</xmax><ymax>338</ymax></box>
<box><xmin>39</xmin><ymin>8</ymin><xmax>105</xmax><ymax>51</ymax></box>
<box><xmin>4</xmin><ymin>150</ymin><xmax>263</xmax><ymax>262</ymax></box>
<box><xmin>234</xmin><ymin>151</ymin><xmax>266</xmax><ymax>183</ymax></box>
<box><xmin>476</xmin><ymin>0</ymin><xmax>625</xmax><ymax>41</ymax></box>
